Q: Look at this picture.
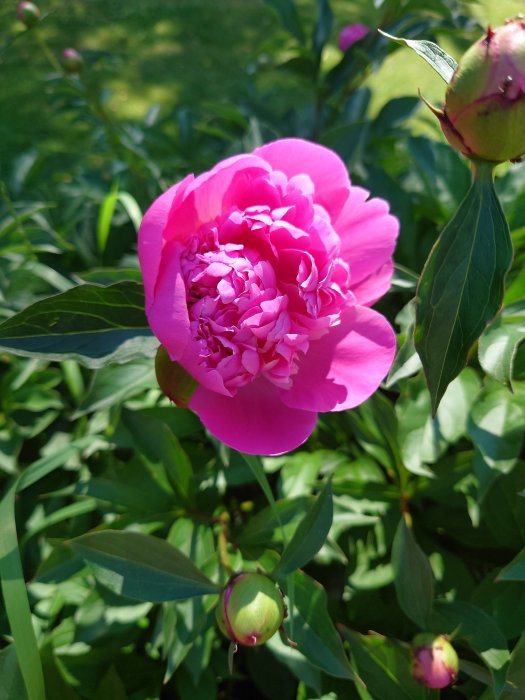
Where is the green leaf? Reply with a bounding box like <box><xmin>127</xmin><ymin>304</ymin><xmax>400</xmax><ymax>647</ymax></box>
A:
<box><xmin>397</xmin><ymin>369</ymin><xmax>480</xmax><ymax>475</ymax></box>
<box><xmin>501</xmin><ymin>633</ymin><xmax>525</xmax><ymax>699</ymax></box>
<box><xmin>498</xmin><ymin>547</ymin><xmax>525</xmax><ymax>582</ymax></box>
<box><xmin>479</xmin><ymin>308</ymin><xmax>525</xmax><ymax>387</ymax></box>
<box><xmin>263</xmin><ymin>0</ymin><xmax>304</xmax><ymax>43</ymax></box>
<box><xmin>97</xmin><ymin>182</ymin><xmax>119</xmax><ymax>253</ymax></box>
<box><xmin>0</xmin><ymin>440</ymin><xmax>88</xmax><ymax>700</ymax></box>
<box><xmin>71</xmin><ymin>530</ymin><xmax>219</xmax><ymax>602</ymax></box>
<box><xmin>283</xmin><ymin>570</ymin><xmax>354</xmax><ymax>679</ymax></box>
<box><xmin>73</xmin><ymin>360</ymin><xmax>156</xmax><ymax>417</ymax></box>
<box><xmin>415</xmin><ymin>161</ymin><xmax>513</xmax><ymax>413</ymax></box>
<box><xmin>0</xmin><ymin>282</ymin><xmax>157</xmax><ymax>368</ymax></box>
<box><xmin>242</xmin><ymin>454</ymin><xmax>287</xmax><ymax>544</ymax></box>
<box><xmin>379</xmin><ymin>30</ymin><xmax>457</xmax><ymax>83</ymax></box>
<box><xmin>468</xmin><ymin>386</ymin><xmax>525</xmax><ymax>476</ymax></box>
<box><xmin>273</xmin><ymin>481</ymin><xmax>332</xmax><ymax>578</ymax></box>
<box><xmin>123</xmin><ymin>411</ymin><xmax>195</xmax><ymax>506</ymax></box>
<box><xmin>391</xmin><ymin>517</ymin><xmax>434</xmax><ymax>628</ymax></box>
<box><xmin>313</xmin><ymin>0</ymin><xmax>333</xmax><ymax>65</ymax></box>
<box><xmin>0</xmin><ymin>645</ymin><xmax>28</xmax><ymax>700</ymax></box>
<box><xmin>341</xmin><ymin>629</ymin><xmax>429</xmax><ymax>700</ymax></box>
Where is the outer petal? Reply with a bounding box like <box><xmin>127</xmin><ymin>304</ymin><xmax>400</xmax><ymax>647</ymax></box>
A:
<box><xmin>336</xmin><ymin>186</ymin><xmax>399</xmax><ymax>306</ymax></box>
<box><xmin>138</xmin><ymin>174</ymin><xmax>194</xmax><ymax>303</ymax></box>
<box><xmin>146</xmin><ymin>239</ymin><xmax>190</xmax><ymax>360</ymax></box>
<box><xmin>189</xmin><ymin>378</ymin><xmax>318</xmax><ymax>455</ymax></box>
<box><xmin>164</xmin><ymin>155</ymin><xmax>272</xmax><ymax>242</ymax></box>
<box><xmin>253</xmin><ymin>139</ymin><xmax>351</xmax><ymax>222</ymax></box>
<box><xmin>280</xmin><ymin>305</ymin><xmax>396</xmax><ymax>413</ymax></box>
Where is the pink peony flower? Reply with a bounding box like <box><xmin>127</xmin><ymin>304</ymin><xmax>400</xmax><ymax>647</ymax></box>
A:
<box><xmin>138</xmin><ymin>139</ymin><xmax>398</xmax><ymax>455</ymax></box>
<box><xmin>338</xmin><ymin>23</ymin><xmax>369</xmax><ymax>52</ymax></box>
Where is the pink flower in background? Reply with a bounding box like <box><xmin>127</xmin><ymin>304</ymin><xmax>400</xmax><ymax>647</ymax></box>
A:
<box><xmin>338</xmin><ymin>23</ymin><xmax>369</xmax><ymax>51</ymax></box>
<box><xmin>139</xmin><ymin>139</ymin><xmax>398</xmax><ymax>455</ymax></box>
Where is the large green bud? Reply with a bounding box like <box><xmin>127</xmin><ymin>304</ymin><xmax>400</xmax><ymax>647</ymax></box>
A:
<box><xmin>216</xmin><ymin>572</ymin><xmax>285</xmax><ymax>647</ymax></box>
<box><xmin>438</xmin><ymin>17</ymin><xmax>525</xmax><ymax>162</ymax></box>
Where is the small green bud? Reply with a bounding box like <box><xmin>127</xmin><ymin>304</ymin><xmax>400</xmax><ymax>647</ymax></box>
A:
<box><xmin>62</xmin><ymin>48</ymin><xmax>84</xmax><ymax>74</ymax></box>
<box><xmin>216</xmin><ymin>572</ymin><xmax>285</xmax><ymax>647</ymax></box>
<box><xmin>155</xmin><ymin>345</ymin><xmax>197</xmax><ymax>408</ymax></box>
<box><xmin>16</xmin><ymin>1</ymin><xmax>40</xmax><ymax>28</ymax></box>
<box><xmin>439</xmin><ymin>17</ymin><xmax>525</xmax><ymax>162</ymax></box>
<box><xmin>411</xmin><ymin>633</ymin><xmax>459</xmax><ymax>689</ymax></box>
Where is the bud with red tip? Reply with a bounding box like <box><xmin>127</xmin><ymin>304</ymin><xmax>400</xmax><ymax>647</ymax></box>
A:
<box><xmin>16</xmin><ymin>1</ymin><xmax>40</xmax><ymax>28</ymax></box>
<box><xmin>62</xmin><ymin>48</ymin><xmax>84</xmax><ymax>74</ymax></box>
<box><xmin>216</xmin><ymin>572</ymin><xmax>285</xmax><ymax>647</ymax></box>
<box><xmin>411</xmin><ymin>633</ymin><xmax>459</xmax><ymax>689</ymax></box>
<box><xmin>435</xmin><ymin>17</ymin><xmax>525</xmax><ymax>162</ymax></box>
<box><xmin>338</xmin><ymin>23</ymin><xmax>369</xmax><ymax>52</ymax></box>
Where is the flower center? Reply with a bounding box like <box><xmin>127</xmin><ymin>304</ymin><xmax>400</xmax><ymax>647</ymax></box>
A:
<box><xmin>179</xmin><ymin>177</ymin><xmax>353</xmax><ymax>393</ymax></box>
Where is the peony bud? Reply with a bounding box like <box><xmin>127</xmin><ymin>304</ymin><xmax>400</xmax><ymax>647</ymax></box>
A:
<box><xmin>338</xmin><ymin>23</ymin><xmax>369</xmax><ymax>52</ymax></box>
<box><xmin>437</xmin><ymin>17</ymin><xmax>525</xmax><ymax>162</ymax></box>
<box><xmin>216</xmin><ymin>572</ymin><xmax>285</xmax><ymax>647</ymax></box>
<box><xmin>411</xmin><ymin>633</ymin><xmax>459</xmax><ymax>689</ymax></box>
<box><xmin>155</xmin><ymin>345</ymin><xmax>197</xmax><ymax>408</ymax></box>
<box><xmin>16</xmin><ymin>1</ymin><xmax>40</xmax><ymax>28</ymax></box>
<box><xmin>62</xmin><ymin>48</ymin><xmax>84</xmax><ymax>74</ymax></box>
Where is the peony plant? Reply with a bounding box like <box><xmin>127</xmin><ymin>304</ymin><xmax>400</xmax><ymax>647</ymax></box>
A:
<box><xmin>139</xmin><ymin>138</ymin><xmax>398</xmax><ymax>455</ymax></box>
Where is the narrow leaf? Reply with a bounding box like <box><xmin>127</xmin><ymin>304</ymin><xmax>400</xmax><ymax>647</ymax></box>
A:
<box><xmin>97</xmin><ymin>182</ymin><xmax>119</xmax><ymax>253</ymax></box>
<box><xmin>415</xmin><ymin>161</ymin><xmax>513</xmax><ymax>413</ymax></box>
<box><xmin>0</xmin><ymin>485</ymin><xmax>46</xmax><ymax>700</ymax></box>
<box><xmin>242</xmin><ymin>454</ymin><xmax>287</xmax><ymax>544</ymax></box>
<box><xmin>273</xmin><ymin>480</ymin><xmax>333</xmax><ymax>577</ymax></box>
<box><xmin>379</xmin><ymin>30</ymin><xmax>457</xmax><ymax>83</ymax></box>
<box><xmin>71</xmin><ymin>530</ymin><xmax>219</xmax><ymax>602</ymax></box>
<box><xmin>0</xmin><ymin>282</ymin><xmax>157</xmax><ymax>368</ymax></box>
<box><xmin>391</xmin><ymin>516</ymin><xmax>434</xmax><ymax>628</ymax></box>
<box><xmin>313</xmin><ymin>0</ymin><xmax>333</xmax><ymax>65</ymax></box>
<box><xmin>117</xmin><ymin>192</ymin><xmax>142</xmax><ymax>232</ymax></box>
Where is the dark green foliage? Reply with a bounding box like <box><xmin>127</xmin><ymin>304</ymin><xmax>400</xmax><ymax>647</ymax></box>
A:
<box><xmin>1</xmin><ymin>1</ymin><xmax>525</xmax><ymax>699</ymax></box>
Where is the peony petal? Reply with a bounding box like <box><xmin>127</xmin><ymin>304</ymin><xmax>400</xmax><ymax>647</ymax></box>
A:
<box><xmin>335</xmin><ymin>186</ymin><xmax>399</xmax><ymax>306</ymax></box>
<box><xmin>189</xmin><ymin>378</ymin><xmax>318</xmax><ymax>455</ymax></box>
<box><xmin>254</xmin><ymin>139</ymin><xmax>351</xmax><ymax>222</ymax></box>
<box><xmin>146</xmin><ymin>239</ymin><xmax>190</xmax><ymax>360</ymax></box>
<box><xmin>280</xmin><ymin>305</ymin><xmax>396</xmax><ymax>413</ymax></box>
<box><xmin>164</xmin><ymin>155</ymin><xmax>272</xmax><ymax>242</ymax></box>
<box><xmin>138</xmin><ymin>174</ymin><xmax>194</xmax><ymax>303</ymax></box>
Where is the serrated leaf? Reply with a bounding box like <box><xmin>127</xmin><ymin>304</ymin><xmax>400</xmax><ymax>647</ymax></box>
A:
<box><xmin>415</xmin><ymin>161</ymin><xmax>513</xmax><ymax>414</ymax></box>
<box><xmin>379</xmin><ymin>30</ymin><xmax>457</xmax><ymax>83</ymax></box>
<box><xmin>273</xmin><ymin>480</ymin><xmax>332</xmax><ymax>577</ymax></box>
<box><xmin>71</xmin><ymin>530</ymin><xmax>219</xmax><ymax>602</ymax></box>
<box><xmin>392</xmin><ymin>517</ymin><xmax>434</xmax><ymax>628</ymax></box>
<box><xmin>0</xmin><ymin>282</ymin><xmax>157</xmax><ymax>368</ymax></box>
